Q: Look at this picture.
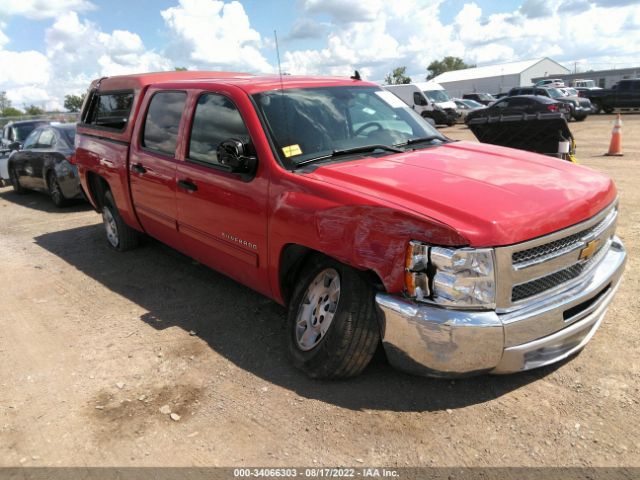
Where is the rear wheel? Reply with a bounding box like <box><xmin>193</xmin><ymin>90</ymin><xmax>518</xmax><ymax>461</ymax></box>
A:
<box><xmin>102</xmin><ymin>190</ymin><xmax>139</xmax><ymax>251</ymax></box>
<box><xmin>9</xmin><ymin>166</ymin><xmax>27</xmax><ymax>194</ymax></box>
<box><xmin>287</xmin><ymin>255</ymin><xmax>380</xmax><ymax>379</ymax></box>
<box><xmin>603</xmin><ymin>107</ymin><xmax>614</xmax><ymax>114</ymax></box>
<box><xmin>573</xmin><ymin>114</ymin><xmax>587</xmax><ymax>122</ymax></box>
<box><xmin>48</xmin><ymin>172</ymin><xmax>69</xmax><ymax>207</ymax></box>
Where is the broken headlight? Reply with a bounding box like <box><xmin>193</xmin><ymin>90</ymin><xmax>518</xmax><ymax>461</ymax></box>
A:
<box><xmin>405</xmin><ymin>241</ymin><xmax>496</xmax><ymax>309</ymax></box>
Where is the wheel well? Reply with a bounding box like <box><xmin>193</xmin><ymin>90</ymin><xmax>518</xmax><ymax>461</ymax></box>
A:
<box><xmin>86</xmin><ymin>172</ymin><xmax>110</xmax><ymax>210</ymax></box>
<box><xmin>279</xmin><ymin>244</ymin><xmax>385</xmax><ymax>306</ymax></box>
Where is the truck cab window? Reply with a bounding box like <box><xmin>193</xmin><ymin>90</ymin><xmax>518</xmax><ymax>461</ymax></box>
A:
<box><xmin>188</xmin><ymin>94</ymin><xmax>249</xmax><ymax>167</ymax></box>
<box><xmin>142</xmin><ymin>91</ymin><xmax>187</xmax><ymax>157</ymax></box>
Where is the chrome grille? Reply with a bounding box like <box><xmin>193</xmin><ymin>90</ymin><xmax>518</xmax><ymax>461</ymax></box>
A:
<box><xmin>512</xmin><ymin>212</ymin><xmax>611</xmax><ymax>266</ymax></box>
<box><xmin>512</xmin><ymin>244</ymin><xmax>607</xmax><ymax>302</ymax></box>
<box><xmin>494</xmin><ymin>202</ymin><xmax>618</xmax><ymax>311</ymax></box>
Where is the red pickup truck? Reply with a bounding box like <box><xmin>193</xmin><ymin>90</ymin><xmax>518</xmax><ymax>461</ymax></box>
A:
<box><xmin>75</xmin><ymin>71</ymin><xmax>626</xmax><ymax>379</ymax></box>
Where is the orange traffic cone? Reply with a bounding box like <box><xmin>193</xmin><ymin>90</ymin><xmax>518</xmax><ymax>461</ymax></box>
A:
<box><xmin>605</xmin><ymin>114</ymin><xmax>623</xmax><ymax>156</ymax></box>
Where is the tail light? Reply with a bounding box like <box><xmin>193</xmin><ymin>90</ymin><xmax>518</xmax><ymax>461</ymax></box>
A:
<box><xmin>547</xmin><ymin>104</ymin><xmax>558</xmax><ymax>112</ymax></box>
<box><xmin>67</xmin><ymin>153</ymin><xmax>76</xmax><ymax>164</ymax></box>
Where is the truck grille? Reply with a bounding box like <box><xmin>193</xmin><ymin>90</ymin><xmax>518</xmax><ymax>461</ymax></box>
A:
<box><xmin>495</xmin><ymin>203</ymin><xmax>618</xmax><ymax>310</ymax></box>
<box><xmin>511</xmin><ymin>243</ymin><xmax>607</xmax><ymax>302</ymax></box>
<box><xmin>512</xmin><ymin>212</ymin><xmax>612</xmax><ymax>266</ymax></box>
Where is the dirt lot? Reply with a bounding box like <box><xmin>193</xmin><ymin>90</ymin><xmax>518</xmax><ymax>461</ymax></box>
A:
<box><xmin>0</xmin><ymin>113</ymin><xmax>638</xmax><ymax>468</ymax></box>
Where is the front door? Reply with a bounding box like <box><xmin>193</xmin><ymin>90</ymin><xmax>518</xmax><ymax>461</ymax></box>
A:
<box><xmin>176</xmin><ymin>90</ymin><xmax>270</xmax><ymax>296</ymax></box>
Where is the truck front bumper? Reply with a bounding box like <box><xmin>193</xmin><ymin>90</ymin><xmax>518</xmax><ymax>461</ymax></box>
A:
<box><xmin>375</xmin><ymin>237</ymin><xmax>626</xmax><ymax>377</ymax></box>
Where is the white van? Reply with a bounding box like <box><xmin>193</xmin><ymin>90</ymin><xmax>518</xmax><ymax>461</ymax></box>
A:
<box><xmin>384</xmin><ymin>83</ymin><xmax>458</xmax><ymax>126</ymax></box>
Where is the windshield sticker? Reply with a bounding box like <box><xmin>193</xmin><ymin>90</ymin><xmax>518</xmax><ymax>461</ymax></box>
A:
<box><xmin>282</xmin><ymin>144</ymin><xmax>302</xmax><ymax>157</ymax></box>
<box><xmin>362</xmin><ymin>107</ymin><xmax>376</xmax><ymax>115</ymax></box>
<box><xmin>374</xmin><ymin>91</ymin><xmax>406</xmax><ymax>109</ymax></box>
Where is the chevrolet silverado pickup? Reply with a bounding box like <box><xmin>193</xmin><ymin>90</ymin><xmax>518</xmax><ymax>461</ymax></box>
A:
<box><xmin>583</xmin><ymin>79</ymin><xmax>640</xmax><ymax>113</ymax></box>
<box><xmin>74</xmin><ymin>71</ymin><xmax>626</xmax><ymax>379</ymax></box>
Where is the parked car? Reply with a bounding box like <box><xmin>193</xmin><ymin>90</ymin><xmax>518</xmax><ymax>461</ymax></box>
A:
<box><xmin>493</xmin><ymin>92</ymin><xmax>509</xmax><ymax>99</ymax></box>
<box><xmin>453</xmin><ymin>98</ymin><xmax>485</xmax><ymax>122</ymax></box>
<box><xmin>1</xmin><ymin>120</ymin><xmax>50</xmax><ymax>184</ymax></box>
<box><xmin>508</xmin><ymin>86</ymin><xmax>591</xmax><ymax>121</ymax></box>
<box><xmin>462</xmin><ymin>92</ymin><xmax>496</xmax><ymax>106</ymax></box>
<box><xmin>7</xmin><ymin>123</ymin><xmax>83</xmax><ymax>206</ymax></box>
<box><xmin>74</xmin><ymin>71</ymin><xmax>625</xmax><ymax>380</ymax></box>
<box><xmin>535</xmin><ymin>78</ymin><xmax>565</xmax><ymax>87</ymax></box>
<box><xmin>465</xmin><ymin>95</ymin><xmax>569</xmax><ymax>123</ymax></box>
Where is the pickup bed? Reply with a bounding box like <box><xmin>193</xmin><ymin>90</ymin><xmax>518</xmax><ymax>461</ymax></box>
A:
<box><xmin>584</xmin><ymin>79</ymin><xmax>640</xmax><ymax>113</ymax></box>
<box><xmin>74</xmin><ymin>71</ymin><xmax>626</xmax><ymax>379</ymax></box>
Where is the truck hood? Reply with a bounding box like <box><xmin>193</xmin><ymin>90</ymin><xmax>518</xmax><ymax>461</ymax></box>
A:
<box><xmin>304</xmin><ymin>141</ymin><xmax>616</xmax><ymax>247</ymax></box>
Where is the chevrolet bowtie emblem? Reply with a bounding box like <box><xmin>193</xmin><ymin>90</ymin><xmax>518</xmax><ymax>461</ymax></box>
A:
<box><xmin>579</xmin><ymin>239</ymin><xmax>601</xmax><ymax>260</ymax></box>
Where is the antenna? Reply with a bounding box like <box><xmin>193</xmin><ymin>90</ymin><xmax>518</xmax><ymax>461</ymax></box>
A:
<box><xmin>274</xmin><ymin>30</ymin><xmax>292</xmax><ymax>155</ymax></box>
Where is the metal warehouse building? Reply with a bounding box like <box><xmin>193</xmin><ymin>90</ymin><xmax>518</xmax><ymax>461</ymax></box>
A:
<box><xmin>432</xmin><ymin>57</ymin><xmax>570</xmax><ymax>97</ymax></box>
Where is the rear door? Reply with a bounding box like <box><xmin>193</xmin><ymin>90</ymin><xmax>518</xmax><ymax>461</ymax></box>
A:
<box><xmin>13</xmin><ymin>128</ymin><xmax>42</xmax><ymax>189</ymax></box>
<box><xmin>129</xmin><ymin>89</ymin><xmax>187</xmax><ymax>249</ymax></box>
<box><xmin>175</xmin><ymin>87</ymin><xmax>270</xmax><ymax>296</ymax></box>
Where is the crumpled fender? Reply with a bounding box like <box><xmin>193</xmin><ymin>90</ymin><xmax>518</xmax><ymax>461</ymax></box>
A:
<box><xmin>268</xmin><ymin>189</ymin><xmax>468</xmax><ymax>302</ymax></box>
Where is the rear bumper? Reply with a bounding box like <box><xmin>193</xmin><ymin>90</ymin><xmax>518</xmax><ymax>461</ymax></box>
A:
<box><xmin>375</xmin><ymin>237</ymin><xmax>626</xmax><ymax>377</ymax></box>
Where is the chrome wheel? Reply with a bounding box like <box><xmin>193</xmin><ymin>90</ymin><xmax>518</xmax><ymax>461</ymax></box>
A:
<box><xmin>295</xmin><ymin>268</ymin><xmax>341</xmax><ymax>351</ymax></box>
<box><xmin>102</xmin><ymin>206</ymin><xmax>119</xmax><ymax>248</ymax></box>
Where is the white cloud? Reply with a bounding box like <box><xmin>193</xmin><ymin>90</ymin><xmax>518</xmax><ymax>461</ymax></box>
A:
<box><xmin>0</xmin><ymin>0</ymin><xmax>95</xmax><ymax>20</ymax></box>
<box><xmin>160</xmin><ymin>0</ymin><xmax>272</xmax><ymax>73</ymax></box>
<box><xmin>300</xmin><ymin>0</ymin><xmax>384</xmax><ymax>23</ymax></box>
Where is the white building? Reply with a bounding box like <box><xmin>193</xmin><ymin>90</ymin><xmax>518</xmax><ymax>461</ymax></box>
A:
<box><xmin>432</xmin><ymin>58</ymin><xmax>570</xmax><ymax>97</ymax></box>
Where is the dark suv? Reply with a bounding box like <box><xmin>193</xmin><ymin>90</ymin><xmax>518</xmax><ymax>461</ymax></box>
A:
<box><xmin>508</xmin><ymin>87</ymin><xmax>591</xmax><ymax>121</ymax></box>
<box><xmin>465</xmin><ymin>95</ymin><xmax>569</xmax><ymax>123</ymax></box>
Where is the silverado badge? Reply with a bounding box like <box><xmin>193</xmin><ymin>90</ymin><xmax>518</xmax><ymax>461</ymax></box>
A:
<box><xmin>579</xmin><ymin>239</ymin><xmax>601</xmax><ymax>261</ymax></box>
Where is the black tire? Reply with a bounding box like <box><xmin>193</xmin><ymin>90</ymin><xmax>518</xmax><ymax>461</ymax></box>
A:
<box><xmin>287</xmin><ymin>255</ymin><xmax>380</xmax><ymax>379</ymax></box>
<box><xmin>603</xmin><ymin>107</ymin><xmax>614</xmax><ymax>114</ymax></box>
<box><xmin>8</xmin><ymin>165</ymin><xmax>28</xmax><ymax>194</ymax></box>
<box><xmin>48</xmin><ymin>171</ymin><xmax>70</xmax><ymax>207</ymax></box>
<box><xmin>592</xmin><ymin>102</ymin><xmax>602</xmax><ymax>114</ymax></box>
<box><xmin>102</xmin><ymin>190</ymin><xmax>139</xmax><ymax>251</ymax></box>
<box><xmin>573</xmin><ymin>114</ymin><xmax>587</xmax><ymax>122</ymax></box>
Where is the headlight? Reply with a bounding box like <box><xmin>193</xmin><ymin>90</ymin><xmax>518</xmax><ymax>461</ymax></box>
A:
<box><xmin>405</xmin><ymin>242</ymin><xmax>496</xmax><ymax>309</ymax></box>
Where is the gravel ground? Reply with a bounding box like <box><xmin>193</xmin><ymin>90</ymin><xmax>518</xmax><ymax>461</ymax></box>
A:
<box><xmin>0</xmin><ymin>113</ymin><xmax>638</xmax><ymax>468</ymax></box>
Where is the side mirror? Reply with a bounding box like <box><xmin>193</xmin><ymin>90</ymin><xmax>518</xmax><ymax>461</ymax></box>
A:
<box><xmin>9</xmin><ymin>141</ymin><xmax>20</xmax><ymax>152</ymax></box>
<box><xmin>217</xmin><ymin>139</ymin><xmax>257</xmax><ymax>175</ymax></box>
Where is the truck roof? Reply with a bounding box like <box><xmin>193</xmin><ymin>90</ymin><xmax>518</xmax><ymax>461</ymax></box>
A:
<box><xmin>93</xmin><ymin>72</ymin><xmax>375</xmax><ymax>94</ymax></box>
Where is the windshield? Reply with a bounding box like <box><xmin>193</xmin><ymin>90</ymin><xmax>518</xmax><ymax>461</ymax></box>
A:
<box><xmin>14</xmin><ymin>125</ymin><xmax>39</xmax><ymax>142</ymax></box>
<box><xmin>547</xmin><ymin>88</ymin><xmax>564</xmax><ymax>98</ymax></box>
<box><xmin>477</xmin><ymin>93</ymin><xmax>494</xmax><ymax>101</ymax></box>
<box><xmin>462</xmin><ymin>99</ymin><xmax>484</xmax><ymax>108</ymax></box>
<box><xmin>423</xmin><ymin>89</ymin><xmax>451</xmax><ymax>103</ymax></box>
<box><xmin>252</xmin><ymin>86</ymin><xmax>445</xmax><ymax>168</ymax></box>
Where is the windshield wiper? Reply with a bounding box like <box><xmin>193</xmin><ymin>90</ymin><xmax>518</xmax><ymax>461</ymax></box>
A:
<box><xmin>294</xmin><ymin>144</ymin><xmax>404</xmax><ymax>168</ymax></box>
<box><xmin>397</xmin><ymin>135</ymin><xmax>443</xmax><ymax>147</ymax></box>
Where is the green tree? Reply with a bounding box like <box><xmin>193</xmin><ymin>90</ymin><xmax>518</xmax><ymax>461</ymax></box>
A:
<box><xmin>1</xmin><ymin>91</ymin><xmax>13</xmax><ymax>116</ymax></box>
<box><xmin>23</xmin><ymin>104</ymin><xmax>45</xmax><ymax>115</ymax></box>
<box><xmin>64</xmin><ymin>94</ymin><xmax>86</xmax><ymax>112</ymax></box>
<box><xmin>384</xmin><ymin>66</ymin><xmax>412</xmax><ymax>85</ymax></box>
<box><xmin>3</xmin><ymin>106</ymin><xmax>23</xmax><ymax>117</ymax></box>
<box><xmin>426</xmin><ymin>56</ymin><xmax>475</xmax><ymax>80</ymax></box>
<box><xmin>174</xmin><ymin>66</ymin><xmax>188</xmax><ymax>71</ymax></box>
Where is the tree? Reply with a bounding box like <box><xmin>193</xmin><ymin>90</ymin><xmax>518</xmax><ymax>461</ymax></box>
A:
<box><xmin>384</xmin><ymin>66</ymin><xmax>412</xmax><ymax>85</ymax></box>
<box><xmin>174</xmin><ymin>67</ymin><xmax>188</xmax><ymax>71</ymax></box>
<box><xmin>3</xmin><ymin>107</ymin><xmax>23</xmax><ymax>117</ymax></box>
<box><xmin>426</xmin><ymin>56</ymin><xmax>475</xmax><ymax>80</ymax></box>
<box><xmin>24</xmin><ymin>104</ymin><xmax>45</xmax><ymax>115</ymax></box>
<box><xmin>64</xmin><ymin>94</ymin><xmax>86</xmax><ymax>112</ymax></box>
<box><xmin>1</xmin><ymin>91</ymin><xmax>13</xmax><ymax>116</ymax></box>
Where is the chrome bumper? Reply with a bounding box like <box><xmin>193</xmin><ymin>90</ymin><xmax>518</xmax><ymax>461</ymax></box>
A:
<box><xmin>376</xmin><ymin>237</ymin><xmax>626</xmax><ymax>377</ymax></box>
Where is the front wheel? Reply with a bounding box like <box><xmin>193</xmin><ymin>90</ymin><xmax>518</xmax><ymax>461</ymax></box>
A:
<box><xmin>9</xmin><ymin>166</ymin><xmax>28</xmax><ymax>194</ymax></box>
<box><xmin>102</xmin><ymin>190</ymin><xmax>139</xmax><ymax>251</ymax></box>
<box><xmin>287</xmin><ymin>255</ymin><xmax>381</xmax><ymax>379</ymax></box>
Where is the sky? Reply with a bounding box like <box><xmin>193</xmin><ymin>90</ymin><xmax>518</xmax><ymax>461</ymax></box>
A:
<box><xmin>0</xmin><ymin>0</ymin><xmax>639</xmax><ymax>111</ymax></box>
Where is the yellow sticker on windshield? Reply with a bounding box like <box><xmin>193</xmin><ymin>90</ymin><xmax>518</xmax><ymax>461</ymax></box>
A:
<box><xmin>282</xmin><ymin>144</ymin><xmax>302</xmax><ymax>157</ymax></box>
